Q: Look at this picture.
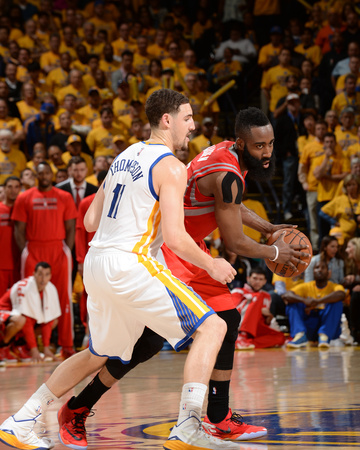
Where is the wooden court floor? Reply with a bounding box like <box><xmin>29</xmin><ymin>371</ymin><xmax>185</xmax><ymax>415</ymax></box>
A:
<box><xmin>0</xmin><ymin>346</ymin><xmax>359</xmax><ymax>450</ymax></box>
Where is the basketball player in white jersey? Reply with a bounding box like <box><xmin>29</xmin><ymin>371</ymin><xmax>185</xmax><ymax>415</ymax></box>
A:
<box><xmin>0</xmin><ymin>89</ymin><xmax>239</xmax><ymax>450</ymax></box>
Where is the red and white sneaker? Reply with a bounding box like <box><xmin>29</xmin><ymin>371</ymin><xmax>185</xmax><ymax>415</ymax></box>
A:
<box><xmin>235</xmin><ymin>335</ymin><xmax>255</xmax><ymax>350</ymax></box>
<box><xmin>11</xmin><ymin>345</ymin><xmax>32</xmax><ymax>362</ymax></box>
<box><xmin>58</xmin><ymin>397</ymin><xmax>94</xmax><ymax>449</ymax></box>
<box><xmin>0</xmin><ymin>346</ymin><xmax>18</xmax><ymax>364</ymax></box>
<box><xmin>203</xmin><ymin>409</ymin><xmax>267</xmax><ymax>441</ymax></box>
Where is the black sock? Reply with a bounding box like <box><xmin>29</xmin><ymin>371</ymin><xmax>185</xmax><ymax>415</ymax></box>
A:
<box><xmin>207</xmin><ymin>380</ymin><xmax>230</xmax><ymax>424</ymax></box>
<box><xmin>68</xmin><ymin>373</ymin><xmax>110</xmax><ymax>410</ymax></box>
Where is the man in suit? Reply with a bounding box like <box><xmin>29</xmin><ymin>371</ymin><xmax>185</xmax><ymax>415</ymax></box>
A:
<box><xmin>56</xmin><ymin>155</ymin><xmax>98</xmax><ymax>209</ymax></box>
<box><xmin>56</xmin><ymin>156</ymin><xmax>97</xmax><ymax>283</ymax></box>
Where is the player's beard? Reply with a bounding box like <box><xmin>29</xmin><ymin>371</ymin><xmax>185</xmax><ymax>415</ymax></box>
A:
<box><xmin>242</xmin><ymin>143</ymin><xmax>276</xmax><ymax>181</ymax></box>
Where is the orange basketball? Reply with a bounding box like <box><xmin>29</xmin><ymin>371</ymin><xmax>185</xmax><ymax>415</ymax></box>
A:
<box><xmin>265</xmin><ymin>228</ymin><xmax>312</xmax><ymax>277</ymax></box>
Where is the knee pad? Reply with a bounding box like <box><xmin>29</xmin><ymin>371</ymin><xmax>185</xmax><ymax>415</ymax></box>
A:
<box><xmin>105</xmin><ymin>328</ymin><xmax>164</xmax><ymax>379</ymax></box>
<box><xmin>214</xmin><ymin>309</ymin><xmax>240</xmax><ymax>371</ymax></box>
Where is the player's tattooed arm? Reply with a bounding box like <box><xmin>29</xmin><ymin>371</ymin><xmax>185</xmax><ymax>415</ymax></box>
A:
<box><xmin>221</xmin><ymin>172</ymin><xmax>243</xmax><ymax>204</ymax></box>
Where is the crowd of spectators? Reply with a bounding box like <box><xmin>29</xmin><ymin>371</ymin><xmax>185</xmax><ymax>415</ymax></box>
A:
<box><xmin>1</xmin><ymin>0</ymin><xmax>360</xmax><ymax>361</ymax></box>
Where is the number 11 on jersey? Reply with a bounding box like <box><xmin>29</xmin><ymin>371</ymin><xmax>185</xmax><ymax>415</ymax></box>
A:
<box><xmin>107</xmin><ymin>183</ymin><xmax>126</xmax><ymax>219</ymax></box>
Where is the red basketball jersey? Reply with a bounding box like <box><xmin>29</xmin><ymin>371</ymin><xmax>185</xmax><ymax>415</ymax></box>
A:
<box><xmin>0</xmin><ymin>202</ymin><xmax>18</xmax><ymax>270</ymax></box>
<box><xmin>184</xmin><ymin>141</ymin><xmax>247</xmax><ymax>241</ymax></box>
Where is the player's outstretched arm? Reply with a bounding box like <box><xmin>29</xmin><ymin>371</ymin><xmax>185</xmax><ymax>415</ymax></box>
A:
<box><xmin>154</xmin><ymin>157</ymin><xmax>236</xmax><ymax>285</ymax></box>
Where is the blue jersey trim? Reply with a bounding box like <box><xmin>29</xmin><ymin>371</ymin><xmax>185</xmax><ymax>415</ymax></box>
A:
<box><xmin>88</xmin><ymin>334</ymin><xmax>131</xmax><ymax>364</ymax></box>
<box><xmin>174</xmin><ymin>310</ymin><xmax>216</xmax><ymax>352</ymax></box>
<box><xmin>149</xmin><ymin>152</ymin><xmax>175</xmax><ymax>201</ymax></box>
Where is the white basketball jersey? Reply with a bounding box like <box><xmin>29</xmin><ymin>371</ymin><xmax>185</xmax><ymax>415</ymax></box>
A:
<box><xmin>90</xmin><ymin>141</ymin><xmax>174</xmax><ymax>257</ymax></box>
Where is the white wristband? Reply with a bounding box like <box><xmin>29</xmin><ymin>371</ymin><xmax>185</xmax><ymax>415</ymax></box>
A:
<box><xmin>269</xmin><ymin>244</ymin><xmax>279</xmax><ymax>262</ymax></box>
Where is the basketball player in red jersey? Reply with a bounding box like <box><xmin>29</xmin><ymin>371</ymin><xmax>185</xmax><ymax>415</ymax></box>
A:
<box><xmin>0</xmin><ymin>176</ymin><xmax>21</xmax><ymax>297</ymax></box>
<box><xmin>51</xmin><ymin>107</ymin><xmax>309</xmax><ymax>449</ymax></box>
<box><xmin>11</xmin><ymin>162</ymin><xmax>78</xmax><ymax>359</ymax></box>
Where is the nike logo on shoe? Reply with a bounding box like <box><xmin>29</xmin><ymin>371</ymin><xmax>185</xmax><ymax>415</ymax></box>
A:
<box><xmin>214</xmin><ymin>426</ymin><xmax>232</xmax><ymax>434</ymax></box>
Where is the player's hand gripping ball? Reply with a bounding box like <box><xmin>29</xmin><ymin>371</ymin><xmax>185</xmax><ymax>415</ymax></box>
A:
<box><xmin>265</xmin><ymin>228</ymin><xmax>312</xmax><ymax>277</ymax></box>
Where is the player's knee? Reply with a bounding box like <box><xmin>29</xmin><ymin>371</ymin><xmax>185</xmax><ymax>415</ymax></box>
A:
<box><xmin>219</xmin><ymin>309</ymin><xmax>241</xmax><ymax>344</ymax></box>
<box><xmin>105</xmin><ymin>358</ymin><xmax>125</xmax><ymax>380</ymax></box>
<box><xmin>11</xmin><ymin>314</ymin><xmax>26</xmax><ymax>330</ymax></box>
<box><xmin>202</xmin><ymin>313</ymin><xmax>227</xmax><ymax>342</ymax></box>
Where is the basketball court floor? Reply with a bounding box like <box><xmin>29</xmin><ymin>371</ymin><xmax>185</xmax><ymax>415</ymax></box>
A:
<box><xmin>0</xmin><ymin>346</ymin><xmax>359</xmax><ymax>450</ymax></box>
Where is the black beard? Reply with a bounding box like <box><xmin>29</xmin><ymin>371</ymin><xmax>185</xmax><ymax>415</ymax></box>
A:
<box><xmin>242</xmin><ymin>144</ymin><xmax>276</xmax><ymax>181</ymax></box>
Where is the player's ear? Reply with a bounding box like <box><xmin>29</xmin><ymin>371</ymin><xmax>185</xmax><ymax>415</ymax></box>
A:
<box><xmin>161</xmin><ymin>113</ymin><xmax>171</xmax><ymax>128</ymax></box>
<box><xmin>236</xmin><ymin>137</ymin><xmax>245</xmax><ymax>151</ymax></box>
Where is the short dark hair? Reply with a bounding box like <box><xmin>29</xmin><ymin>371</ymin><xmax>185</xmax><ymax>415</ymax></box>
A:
<box><xmin>35</xmin><ymin>261</ymin><xmax>51</xmax><ymax>271</ymax></box>
<box><xmin>28</xmin><ymin>61</ymin><xmax>41</xmax><ymax>72</ymax></box>
<box><xmin>324</xmin><ymin>132</ymin><xmax>336</xmax><ymax>140</ymax></box>
<box><xmin>249</xmin><ymin>266</ymin><xmax>267</xmax><ymax>277</ymax></box>
<box><xmin>145</xmin><ymin>89</ymin><xmax>189</xmax><ymax>128</ymax></box>
<box><xmin>68</xmin><ymin>156</ymin><xmax>86</xmax><ymax>167</ymax></box>
<box><xmin>36</xmin><ymin>161</ymin><xmax>52</xmax><ymax>172</ymax></box>
<box><xmin>121</xmin><ymin>49</ymin><xmax>133</xmax><ymax>58</ymax></box>
<box><xmin>4</xmin><ymin>176</ymin><xmax>20</xmax><ymax>186</ymax></box>
<box><xmin>97</xmin><ymin>170</ymin><xmax>108</xmax><ymax>184</ymax></box>
<box><xmin>234</xmin><ymin>107</ymin><xmax>270</xmax><ymax>139</ymax></box>
<box><xmin>100</xmin><ymin>106</ymin><xmax>113</xmax><ymax>116</ymax></box>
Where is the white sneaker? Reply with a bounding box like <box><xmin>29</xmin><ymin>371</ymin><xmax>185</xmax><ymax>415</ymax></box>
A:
<box><xmin>163</xmin><ymin>412</ymin><xmax>240</xmax><ymax>449</ymax></box>
<box><xmin>0</xmin><ymin>415</ymin><xmax>54</xmax><ymax>450</ymax></box>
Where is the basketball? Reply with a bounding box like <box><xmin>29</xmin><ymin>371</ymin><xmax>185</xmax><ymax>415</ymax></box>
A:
<box><xmin>265</xmin><ymin>228</ymin><xmax>312</xmax><ymax>277</ymax></box>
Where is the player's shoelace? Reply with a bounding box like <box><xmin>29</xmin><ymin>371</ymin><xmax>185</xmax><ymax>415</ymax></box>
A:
<box><xmin>70</xmin><ymin>410</ymin><xmax>95</xmax><ymax>436</ymax></box>
<box><xmin>228</xmin><ymin>412</ymin><xmax>244</xmax><ymax>426</ymax></box>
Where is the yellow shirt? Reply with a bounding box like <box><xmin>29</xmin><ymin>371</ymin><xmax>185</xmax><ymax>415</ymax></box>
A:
<box><xmin>0</xmin><ymin>44</ymin><xmax>10</xmax><ymax>60</ymax></box>
<box><xmin>57</xmin><ymin>84</ymin><xmax>88</xmax><ymax>107</ymax></box>
<box><xmin>257</xmin><ymin>43</ymin><xmax>282</xmax><ymax>66</ymax></box>
<box><xmin>85</xmin><ymin>173</ymin><xmax>98</xmax><ymax>186</ymax></box>
<box><xmin>188</xmin><ymin>91</ymin><xmax>220</xmax><ymax>123</ymax></box>
<box><xmin>113</xmin><ymin>97</ymin><xmax>131</xmax><ymax>117</ymax></box>
<box><xmin>321</xmin><ymin>194</ymin><xmax>360</xmax><ymax>240</ymax></box>
<box><xmin>162</xmin><ymin>57</ymin><xmax>184</xmax><ymax>70</ymax></box>
<box><xmin>253</xmin><ymin>0</ymin><xmax>281</xmax><ymax>16</ymax></box>
<box><xmin>343</xmin><ymin>142</ymin><xmax>360</xmax><ymax>172</ymax></box>
<box><xmin>111</xmin><ymin>38</ymin><xmax>137</xmax><ymax>58</ymax></box>
<box><xmin>71</xmin><ymin>59</ymin><xmax>90</xmax><ymax>74</ymax></box>
<box><xmin>316</xmin><ymin>154</ymin><xmax>345</xmax><ymax>202</ymax></box>
<box><xmin>76</xmin><ymin>104</ymin><xmax>101</xmax><ymax>126</ymax></box>
<box><xmin>133</xmin><ymin>53</ymin><xmax>151</xmax><ymax>76</ymax></box>
<box><xmin>188</xmin><ymin>134</ymin><xmax>222</xmax><ymax>162</ymax></box>
<box><xmin>16</xmin><ymin>101</ymin><xmax>39</xmax><ymax>123</ymax></box>
<box><xmin>62</xmin><ymin>151</ymin><xmax>93</xmax><ymax>175</ymax></box>
<box><xmin>291</xmin><ymin>280</ymin><xmax>344</xmax><ymax>309</ymax></box>
<box><xmin>297</xmin><ymin>134</ymin><xmax>316</xmax><ymax>160</ymax></box>
<box><xmin>147</xmin><ymin>43</ymin><xmax>169</xmax><ymax>60</ymax></box>
<box><xmin>179</xmin><ymin>66</ymin><xmax>206</xmax><ymax>80</ymax></box>
<box><xmin>40</xmin><ymin>51</ymin><xmax>61</xmax><ymax>70</ymax></box>
<box><xmin>0</xmin><ymin>117</ymin><xmax>23</xmax><ymax>134</ymax></box>
<box><xmin>242</xmin><ymin>198</ymin><xmax>269</xmax><ymax>243</ymax></box>
<box><xmin>335</xmin><ymin>74</ymin><xmax>360</xmax><ymax>92</ymax></box>
<box><xmin>261</xmin><ymin>65</ymin><xmax>298</xmax><ymax>112</ymax></box>
<box><xmin>211</xmin><ymin>60</ymin><xmax>242</xmax><ymax>81</ymax></box>
<box><xmin>82</xmin><ymin>73</ymin><xmax>96</xmax><ymax>91</ymax></box>
<box><xmin>89</xmin><ymin>17</ymin><xmax>116</xmax><ymax>38</ymax></box>
<box><xmin>272</xmin><ymin>273</ymin><xmax>304</xmax><ymax>291</ymax></box>
<box><xmin>16</xmin><ymin>35</ymin><xmax>36</xmax><ymax>51</ymax></box>
<box><xmin>86</xmin><ymin>125</ymin><xmax>125</xmax><ymax>157</ymax></box>
<box><xmin>299</xmin><ymin>140</ymin><xmax>325</xmax><ymax>191</ymax></box>
<box><xmin>99</xmin><ymin>59</ymin><xmax>121</xmax><ymax>81</ymax></box>
<box><xmin>331</xmin><ymin>92</ymin><xmax>360</xmax><ymax>125</ymax></box>
<box><xmin>334</xmin><ymin>128</ymin><xmax>358</xmax><ymax>153</ymax></box>
<box><xmin>0</xmin><ymin>149</ymin><xmax>27</xmax><ymax>184</ymax></box>
<box><xmin>294</xmin><ymin>44</ymin><xmax>322</xmax><ymax>67</ymax></box>
<box><xmin>59</xmin><ymin>42</ymin><xmax>77</xmax><ymax>61</ymax></box>
<box><xmin>192</xmin><ymin>19</ymin><xmax>212</xmax><ymax>41</ymax></box>
<box><xmin>83</xmin><ymin>41</ymin><xmax>105</xmax><ymax>56</ymax></box>
<box><xmin>46</xmin><ymin>67</ymin><xmax>69</xmax><ymax>95</ymax></box>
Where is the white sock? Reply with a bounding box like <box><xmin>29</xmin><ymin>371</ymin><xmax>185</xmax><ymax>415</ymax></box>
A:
<box><xmin>13</xmin><ymin>384</ymin><xmax>58</xmax><ymax>422</ymax></box>
<box><xmin>177</xmin><ymin>382</ymin><xmax>207</xmax><ymax>425</ymax></box>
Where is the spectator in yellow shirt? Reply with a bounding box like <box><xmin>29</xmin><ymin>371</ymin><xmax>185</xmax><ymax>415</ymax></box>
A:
<box><xmin>76</xmin><ymin>88</ymin><xmax>101</xmax><ymax>127</ymax></box>
<box><xmin>148</xmin><ymin>29</ymin><xmax>169</xmax><ymax>61</ymax></box>
<box><xmin>16</xmin><ymin>48</ymin><xmax>31</xmax><ymax>83</ymax></box>
<box><xmin>335</xmin><ymin>56</ymin><xmax>360</xmax><ymax>94</ymax></box>
<box><xmin>188</xmin><ymin>117</ymin><xmax>222</xmax><ymax>162</ymax></box>
<box><xmin>0</xmin><ymin>129</ymin><xmax>27</xmax><ymax>184</ymax></box>
<box><xmin>112</xmin><ymin>79</ymin><xmax>131</xmax><ymax>118</ymax></box>
<box><xmin>211</xmin><ymin>47</ymin><xmax>242</xmax><ymax>86</ymax></box>
<box><xmin>86</xmin><ymin>106</ymin><xmax>126</xmax><ymax>157</ymax></box>
<box><xmin>88</xmin><ymin>0</ymin><xmax>117</xmax><ymax>42</ymax></box>
<box><xmin>162</xmin><ymin>41</ymin><xmax>184</xmax><ymax>70</ymax></box>
<box><xmin>257</xmin><ymin>26</ymin><xmax>283</xmax><ymax>72</ymax></box>
<box><xmin>0</xmin><ymin>26</ymin><xmax>10</xmax><ymax>60</ymax></box>
<box><xmin>0</xmin><ymin>99</ymin><xmax>25</xmax><ymax>146</ymax></box>
<box><xmin>40</xmin><ymin>33</ymin><xmax>61</xmax><ymax>74</ymax></box>
<box><xmin>17</xmin><ymin>19</ymin><xmax>40</xmax><ymax>54</ymax></box>
<box><xmin>82</xmin><ymin>22</ymin><xmax>104</xmax><ymax>56</ymax></box>
<box><xmin>297</xmin><ymin>113</ymin><xmax>316</xmax><ymax>160</ymax></box>
<box><xmin>111</xmin><ymin>23</ymin><xmax>137</xmax><ymax>60</ymax></box>
<box><xmin>178</xmin><ymin>49</ymin><xmax>205</xmax><ymax>80</ymax></box>
<box><xmin>59</xmin><ymin>25</ymin><xmax>77</xmax><ymax>61</ymax></box>
<box><xmin>57</xmin><ymin>69</ymin><xmax>88</xmax><ymax>108</ymax></box>
<box><xmin>99</xmin><ymin>43</ymin><xmax>120</xmax><ymax>84</ymax></box>
<box><xmin>294</xmin><ymin>28</ymin><xmax>322</xmax><ymax>68</ymax></box>
<box><xmin>335</xmin><ymin>107</ymin><xmax>358</xmax><ymax>155</ymax></box>
<box><xmin>62</xmin><ymin>134</ymin><xmax>93</xmax><ymax>175</ymax></box>
<box><xmin>16</xmin><ymin>82</ymin><xmax>39</xmax><ymax>123</ymax></box>
<box><xmin>332</xmin><ymin>74</ymin><xmax>360</xmax><ymax>126</ymax></box>
<box><xmin>46</xmin><ymin>52</ymin><xmax>71</xmax><ymax>96</ymax></box>
<box><xmin>85</xmin><ymin>155</ymin><xmax>108</xmax><ymax>186</ymax></box>
<box><xmin>133</xmin><ymin>35</ymin><xmax>152</xmax><ymax>76</ymax></box>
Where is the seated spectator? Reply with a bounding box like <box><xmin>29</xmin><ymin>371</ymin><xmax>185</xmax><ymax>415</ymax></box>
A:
<box><xmin>242</xmin><ymin>190</ymin><xmax>269</xmax><ymax>243</ymax></box>
<box><xmin>55</xmin><ymin>168</ymin><xmax>68</xmax><ymax>184</ymax></box>
<box><xmin>62</xmin><ymin>135</ymin><xmax>93</xmax><ymax>175</ymax></box>
<box><xmin>0</xmin><ymin>261</ymin><xmax>61</xmax><ymax>362</ymax></box>
<box><xmin>47</xmin><ymin>145</ymin><xmax>66</xmax><ymax>179</ymax></box>
<box><xmin>283</xmin><ymin>260</ymin><xmax>345</xmax><ymax>348</ymax></box>
<box><xmin>87</xmin><ymin>106</ymin><xmax>128</xmax><ymax>157</ymax></box>
<box><xmin>188</xmin><ymin>117</ymin><xmax>222</xmax><ymax>162</ymax></box>
<box><xmin>16</xmin><ymin>82</ymin><xmax>39</xmax><ymax>123</ymax></box>
<box><xmin>54</xmin><ymin>94</ymin><xmax>84</xmax><ymax>132</ymax></box>
<box><xmin>344</xmin><ymin>125</ymin><xmax>360</xmax><ymax>171</ymax></box>
<box><xmin>335</xmin><ymin>55</ymin><xmax>360</xmax><ymax>94</ymax></box>
<box><xmin>257</xmin><ymin>26</ymin><xmax>283</xmax><ymax>72</ymax></box>
<box><xmin>214</xmin><ymin>20</ymin><xmax>257</xmax><ymax>65</ymax></box>
<box><xmin>85</xmin><ymin>155</ymin><xmax>108</xmax><ymax>186</ymax></box>
<box><xmin>25</xmin><ymin>102</ymin><xmax>55</xmax><ymax>157</ymax></box>
<box><xmin>77</xmin><ymin>88</ymin><xmax>101</xmax><ymax>128</ymax></box>
<box><xmin>26</xmin><ymin>143</ymin><xmax>47</xmax><ymax>173</ymax></box>
<box><xmin>128</xmin><ymin>118</ymin><xmax>144</xmax><ymax>144</ymax></box>
<box><xmin>335</xmin><ymin>106</ymin><xmax>358</xmax><ymax>153</ymax></box>
<box><xmin>320</xmin><ymin>174</ymin><xmax>360</xmax><ymax>245</ymax></box>
<box><xmin>211</xmin><ymin>47</ymin><xmax>242</xmax><ymax>87</ymax></box>
<box><xmin>315</xmin><ymin>9</ymin><xmax>344</xmax><ymax>55</ymax></box>
<box><xmin>99</xmin><ymin>43</ymin><xmax>121</xmax><ymax>84</ymax></box>
<box><xmin>5</xmin><ymin>62</ymin><xmax>22</xmax><ymax>105</ymax></box>
<box><xmin>178</xmin><ymin>49</ymin><xmax>205</xmax><ymax>79</ymax></box>
<box><xmin>232</xmin><ymin>267</ymin><xmax>286</xmax><ymax>350</ymax></box>
<box><xmin>297</xmin><ymin>113</ymin><xmax>316</xmax><ymax>159</ymax></box>
<box><xmin>46</xmin><ymin>52</ymin><xmax>71</xmax><ymax>96</ymax></box>
<box><xmin>295</xmin><ymin>27</ymin><xmax>322</xmax><ymax>68</ymax></box>
<box><xmin>304</xmin><ymin>235</ymin><xmax>345</xmax><ymax>284</ymax></box>
<box><xmin>0</xmin><ymin>99</ymin><xmax>24</xmax><ymax>147</ymax></box>
<box><xmin>20</xmin><ymin>167</ymin><xmax>36</xmax><ymax>191</ymax></box>
<box><xmin>324</xmin><ymin>110</ymin><xmax>339</xmax><ymax>133</ymax></box>
<box><xmin>57</xmin><ymin>69</ymin><xmax>88</xmax><ymax>108</ymax></box>
<box><xmin>331</xmin><ymin>74</ymin><xmax>360</xmax><ymax>125</ymax></box>
<box><xmin>269</xmin><ymin>272</ymin><xmax>304</xmax><ymax>322</ymax></box>
<box><xmin>161</xmin><ymin>41</ymin><xmax>184</xmax><ymax>70</ymax></box>
<box><xmin>0</xmin><ymin>129</ymin><xmax>26</xmax><ymax>184</ymax></box>
<box><xmin>343</xmin><ymin>237</ymin><xmax>360</xmax><ymax>344</ymax></box>
<box><xmin>147</xmin><ymin>29</ymin><xmax>169</xmax><ymax>61</ymax></box>
<box><xmin>314</xmin><ymin>132</ymin><xmax>347</xmax><ymax>242</ymax></box>
<box><xmin>40</xmin><ymin>33</ymin><xmax>61</xmax><ymax>74</ymax></box>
